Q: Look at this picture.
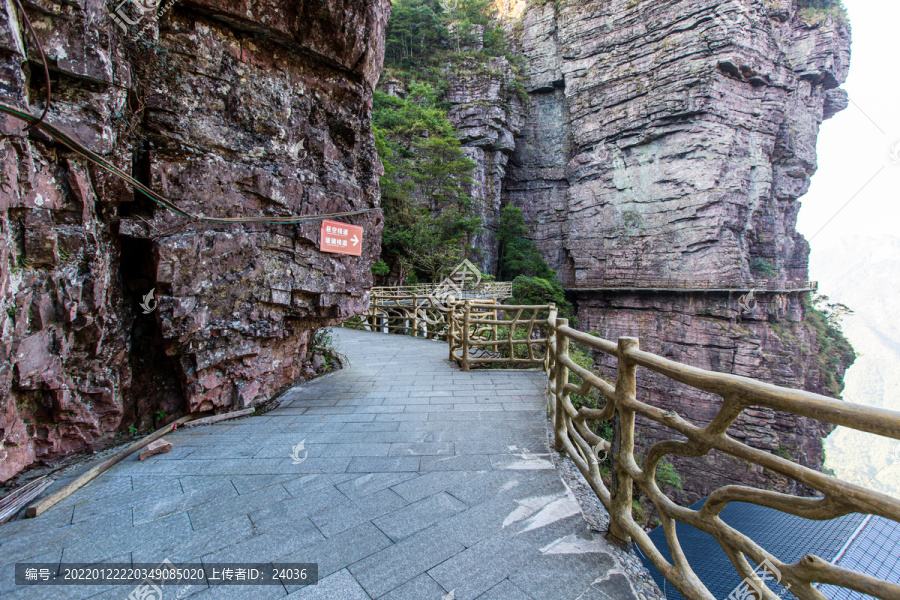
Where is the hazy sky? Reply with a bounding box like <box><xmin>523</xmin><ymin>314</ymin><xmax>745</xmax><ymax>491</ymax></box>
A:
<box><xmin>799</xmin><ymin>1</ymin><xmax>900</xmax><ymax>494</ymax></box>
<box><xmin>797</xmin><ymin>0</ymin><xmax>900</xmax><ymax>252</ymax></box>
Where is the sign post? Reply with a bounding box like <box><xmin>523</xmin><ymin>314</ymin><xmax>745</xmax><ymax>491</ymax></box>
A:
<box><xmin>319</xmin><ymin>219</ymin><xmax>363</xmax><ymax>257</ymax></box>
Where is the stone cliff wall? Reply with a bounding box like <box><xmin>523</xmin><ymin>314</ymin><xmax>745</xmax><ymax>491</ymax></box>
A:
<box><xmin>436</xmin><ymin>22</ymin><xmax>526</xmax><ymax>274</ymax></box>
<box><xmin>504</xmin><ymin>0</ymin><xmax>852</xmax><ymax>500</ymax></box>
<box><xmin>445</xmin><ymin>54</ymin><xmax>525</xmax><ymax>273</ymax></box>
<box><xmin>0</xmin><ymin>0</ymin><xmax>390</xmax><ymax>480</ymax></box>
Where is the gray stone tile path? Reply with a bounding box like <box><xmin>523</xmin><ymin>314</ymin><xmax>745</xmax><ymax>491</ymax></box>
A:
<box><xmin>0</xmin><ymin>328</ymin><xmax>640</xmax><ymax>600</ymax></box>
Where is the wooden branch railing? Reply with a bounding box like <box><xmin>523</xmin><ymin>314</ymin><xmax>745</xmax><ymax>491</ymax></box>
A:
<box><xmin>371</xmin><ymin>282</ymin><xmax>513</xmax><ymax>302</ymax></box>
<box><xmin>344</xmin><ymin>294</ymin><xmax>455</xmax><ymax>340</ymax></box>
<box><xmin>348</xmin><ymin>293</ymin><xmax>900</xmax><ymax>599</ymax></box>
<box><xmin>543</xmin><ymin>306</ymin><xmax>900</xmax><ymax>600</ymax></box>
<box><xmin>448</xmin><ymin>302</ymin><xmax>549</xmax><ymax>370</ymax></box>
<box><xmin>438</xmin><ymin>301</ymin><xmax>900</xmax><ymax>600</ymax></box>
<box><xmin>344</xmin><ymin>287</ymin><xmax>511</xmax><ymax>341</ymax></box>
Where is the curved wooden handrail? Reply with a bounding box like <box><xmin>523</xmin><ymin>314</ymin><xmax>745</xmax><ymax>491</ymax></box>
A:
<box><xmin>542</xmin><ymin>317</ymin><xmax>900</xmax><ymax>600</ymax></box>
<box><xmin>371</xmin><ymin>282</ymin><xmax>513</xmax><ymax>300</ymax></box>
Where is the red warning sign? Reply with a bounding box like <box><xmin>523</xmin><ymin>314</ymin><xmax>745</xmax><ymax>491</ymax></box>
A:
<box><xmin>319</xmin><ymin>219</ymin><xmax>363</xmax><ymax>256</ymax></box>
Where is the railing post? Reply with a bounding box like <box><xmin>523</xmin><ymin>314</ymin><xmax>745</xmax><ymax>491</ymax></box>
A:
<box><xmin>461</xmin><ymin>301</ymin><xmax>471</xmax><ymax>371</ymax></box>
<box><xmin>546</xmin><ymin>304</ymin><xmax>557</xmax><ymax>378</ymax></box>
<box><xmin>609</xmin><ymin>336</ymin><xmax>638</xmax><ymax>543</ymax></box>
<box><xmin>412</xmin><ymin>295</ymin><xmax>420</xmax><ymax>338</ymax></box>
<box><xmin>448</xmin><ymin>305</ymin><xmax>456</xmax><ymax>361</ymax></box>
<box><xmin>554</xmin><ymin>317</ymin><xmax>569</xmax><ymax>452</ymax></box>
<box><xmin>492</xmin><ymin>302</ymin><xmax>498</xmax><ymax>343</ymax></box>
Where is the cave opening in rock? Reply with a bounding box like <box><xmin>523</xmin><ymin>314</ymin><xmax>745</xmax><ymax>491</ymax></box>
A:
<box><xmin>119</xmin><ymin>141</ymin><xmax>155</xmax><ymax>219</ymax></box>
<box><xmin>118</xmin><ymin>235</ymin><xmax>185</xmax><ymax>432</ymax></box>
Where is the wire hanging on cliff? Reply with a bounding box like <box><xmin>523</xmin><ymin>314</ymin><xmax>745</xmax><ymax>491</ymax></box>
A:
<box><xmin>11</xmin><ymin>0</ymin><xmax>51</xmax><ymax>130</ymax></box>
<box><xmin>0</xmin><ymin>101</ymin><xmax>381</xmax><ymax>225</ymax></box>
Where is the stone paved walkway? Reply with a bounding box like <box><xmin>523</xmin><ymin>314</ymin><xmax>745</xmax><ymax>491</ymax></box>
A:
<box><xmin>0</xmin><ymin>328</ymin><xmax>639</xmax><ymax>600</ymax></box>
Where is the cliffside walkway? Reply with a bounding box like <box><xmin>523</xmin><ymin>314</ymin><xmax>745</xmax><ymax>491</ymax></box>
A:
<box><xmin>564</xmin><ymin>278</ymin><xmax>818</xmax><ymax>293</ymax></box>
<box><xmin>0</xmin><ymin>328</ymin><xmax>641</xmax><ymax>600</ymax></box>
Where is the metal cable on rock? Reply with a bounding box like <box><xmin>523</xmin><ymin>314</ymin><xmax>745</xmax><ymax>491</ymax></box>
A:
<box><xmin>0</xmin><ymin>101</ymin><xmax>381</xmax><ymax>225</ymax></box>
<box><xmin>11</xmin><ymin>0</ymin><xmax>51</xmax><ymax>130</ymax></box>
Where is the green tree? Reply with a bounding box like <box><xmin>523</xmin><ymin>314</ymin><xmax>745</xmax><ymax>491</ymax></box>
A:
<box><xmin>795</xmin><ymin>0</ymin><xmax>848</xmax><ymax>22</ymax></box>
<box><xmin>495</xmin><ymin>206</ymin><xmax>574</xmax><ymax>319</ymax></box>
<box><xmin>510</xmin><ymin>275</ymin><xmax>573</xmax><ymax>317</ymax></box>
<box><xmin>375</xmin><ymin>0</ymin><xmax>525</xmax><ymax>282</ymax></box>
<box><xmin>385</xmin><ymin>0</ymin><xmax>448</xmax><ymax>68</ymax></box>
<box><xmin>374</xmin><ymin>88</ymin><xmax>479</xmax><ymax>283</ymax></box>
<box><xmin>374</xmin><ymin>86</ymin><xmax>451</xmax><ymax>135</ymax></box>
<box><xmin>370</xmin><ymin>260</ymin><xmax>390</xmax><ymax>277</ymax></box>
<box><xmin>804</xmin><ymin>295</ymin><xmax>856</xmax><ymax>398</ymax></box>
<box><xmin>797</xmin><ymin>0</ymin><xmax>842</xmax><ymax>8</ymax></box>
<box><xmin>497</xmin><ymin>205</ymin><xmax>555</xmax><ymax>281</ymax></box>
<box><xmin>410</xmin><ymin>136</ymin><xmax>475</xmax><ymax>212</ymax></box>
<box><xmin>453</xmin><ymin>0</ymin><xmax>492</xmax><ymax>24</ymax></box>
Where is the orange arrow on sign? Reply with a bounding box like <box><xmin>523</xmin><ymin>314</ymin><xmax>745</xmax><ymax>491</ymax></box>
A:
<box><xmin>320</xmin><ymin>219</ymin><xmax>363</xmax><ymax>257</ymax></box>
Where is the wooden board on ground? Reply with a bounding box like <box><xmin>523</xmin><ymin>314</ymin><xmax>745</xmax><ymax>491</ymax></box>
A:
<box><xmin>25</xmin><ymin>415</ymin><xmax>193</xmax><ymax>518</ymax></box>
<box><xmin>0</xmin><ymin>477</ymin><xmax>51</xmax><ymax>524</ymax></box>
<box><xmin>183</xmin><ymin>407</ymin><xmax>255</xmax><ymax>428</ymax></box>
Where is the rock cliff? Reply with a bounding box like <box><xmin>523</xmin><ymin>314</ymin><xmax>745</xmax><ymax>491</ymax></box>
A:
<box><xmin>0</xmin><ymin>0</ymin><xmax>390</xmax><ymax>480</ymax></box>
<box><xmin>503</xmin><ymin>0</ymin><xmax>854</xmax><ymax>500</ymax></box>
<box><xmin>445</xmin><ymin>53</ymin><xmax>525</xmax><ymax>272</ymax></box>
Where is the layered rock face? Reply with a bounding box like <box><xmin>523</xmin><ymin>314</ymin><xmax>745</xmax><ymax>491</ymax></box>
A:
<box><xmin>446</xmin><ymin>55</ymin><xmax>525</xmax><ymax>272</ymax></box>
<box><xmin>506</xmin><ymin>0</ymin><xmax>852</xmax><ymax>499</ymax></box>
<box><xmin>0</xmin><ymin>0</ymin><xmax>389</xmax><ymax>480</ymax></box>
